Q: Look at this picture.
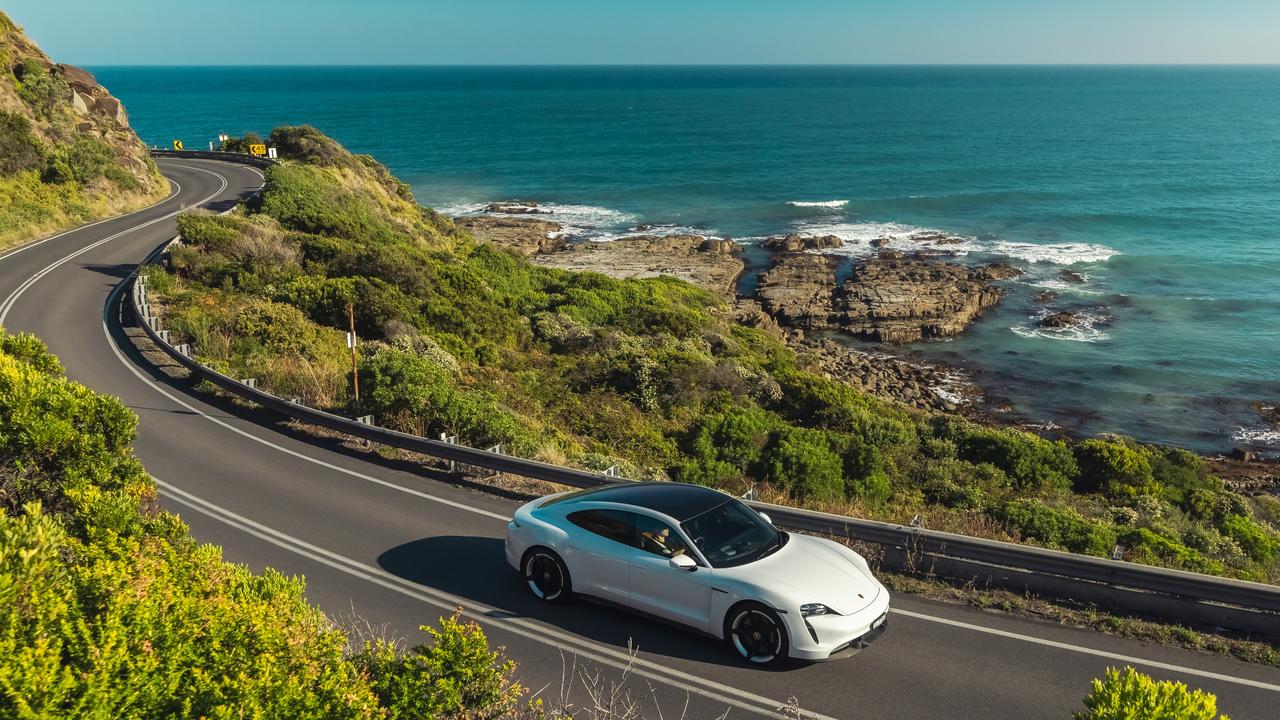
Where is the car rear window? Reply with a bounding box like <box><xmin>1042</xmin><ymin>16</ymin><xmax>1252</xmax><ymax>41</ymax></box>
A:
<box><xmin>567</xmin><ymin>509</ymin><xmax>633</xmax><ymax>545</ymax></box>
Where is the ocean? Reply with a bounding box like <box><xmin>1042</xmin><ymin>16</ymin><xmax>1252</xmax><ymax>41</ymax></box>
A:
<box><xmin>92</xmin><ymin>65</ymin><xmax>1280</xmax><ymax>455</ymax></box>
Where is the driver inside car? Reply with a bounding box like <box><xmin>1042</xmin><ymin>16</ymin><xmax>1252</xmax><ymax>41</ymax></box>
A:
<box><xmin>639</xmin><ymin>524</ymin><xmax>687</xmax><ymax>558</ymax></box>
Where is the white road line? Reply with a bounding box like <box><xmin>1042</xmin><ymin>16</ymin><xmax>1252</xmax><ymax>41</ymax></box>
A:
<box><xmin>155</xmin><ymin>476</ymin><xmax>828</xmax><ymax>720</ymax></box>
<box><xmin>80</xmin><ymin>161</ymin><xmax>1280</xmax><ymax>703</ymax></box>
<box><xmin>891</xmin><ymin>608</ymin><xmax>1280</xmax><ymax>692</ymax></box>
<box><xmin>0</xmin><ymin>168</ymin><xmax>225</xmax><ymax>326</ymax></box>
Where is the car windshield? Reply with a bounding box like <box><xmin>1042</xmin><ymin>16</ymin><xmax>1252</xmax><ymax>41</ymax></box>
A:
<box><xmin>681</xmin><ymin>500</ymin><xmax>784</xmax><ymax>568</ymax></box>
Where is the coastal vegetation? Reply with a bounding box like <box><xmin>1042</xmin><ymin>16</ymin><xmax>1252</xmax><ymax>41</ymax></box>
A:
<box><xmin>149</xmin><ymin>126</ymin><xmax>1280</xmax><ymax>584</ymax></box>
<box><xmin>0</xmin><ymin>11</ymin><xmax>167</xmax><ymax>248</ymax></box>
<box><xmin>1075</xmin><ymin>668</ymin><xmax>1228</xmax><ymax>720</ymax></box>
<box><xmin>0</xmin><ymin>329</ymin><xmax>535</xmax><ymax>718</ymax></box>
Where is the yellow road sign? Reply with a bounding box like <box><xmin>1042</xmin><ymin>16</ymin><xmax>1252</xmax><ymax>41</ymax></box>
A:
<box><xmin>249</xmin><ymin>143</ymin><xmax>266</xmax><ymax>156</ymax></box>
<box><xmin>172</xmin><ymin>139</ymin><xmax>184</xmax><ymax>150</ymax></box>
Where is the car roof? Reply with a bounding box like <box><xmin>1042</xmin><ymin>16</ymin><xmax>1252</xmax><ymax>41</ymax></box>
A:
<box><xmin>542</xmin><ymin>482</ymin><xmax>733</xmax><ymax>522</ymax></box>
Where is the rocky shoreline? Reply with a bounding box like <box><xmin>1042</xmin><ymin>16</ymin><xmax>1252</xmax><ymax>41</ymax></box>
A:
<box><xmin>452</xmin><ymin>208</ymin><xmax>1012</xmax><ymax>412</ymax></box>
<box><xmin>449</xmin><ymin>205</ymin><xmax>1279</xmax><ymax>480</ymax></box>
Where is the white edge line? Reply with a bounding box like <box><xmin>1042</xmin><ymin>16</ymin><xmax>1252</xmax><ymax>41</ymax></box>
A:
<box><xmin>76</xmin><ymin>161</ymin><xmax>1280</xmax><ymax>702</ymax></box>
<box><xmin>891</xmin><ymin>609</ymin><xmax>1280</xmax><ymax>692</ymax></box>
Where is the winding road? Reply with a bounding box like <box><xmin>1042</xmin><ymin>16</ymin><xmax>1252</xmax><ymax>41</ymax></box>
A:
<box><xmin>4</xmin><ymin>156</ymin><xmax>1279</xmax><ymax>719</ymax></box>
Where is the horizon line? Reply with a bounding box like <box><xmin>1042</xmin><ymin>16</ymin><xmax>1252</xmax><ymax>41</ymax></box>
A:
<box><xmin>84</xmin><ymin>62</ymin><xmax>1280</xmax><ymax>68</ymax></box>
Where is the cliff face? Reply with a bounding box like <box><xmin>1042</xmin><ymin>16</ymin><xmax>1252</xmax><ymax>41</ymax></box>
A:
<box><xmin>0</xmin><ymin>11</ymin><xmax>166</xmax><ymax>248</ymax></box>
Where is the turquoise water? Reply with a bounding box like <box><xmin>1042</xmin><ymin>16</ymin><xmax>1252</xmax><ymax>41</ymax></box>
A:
<box><xmin>93</xmin><ymin>66</ymin><xmax>1280</xmax><ymax>454</ymax></box>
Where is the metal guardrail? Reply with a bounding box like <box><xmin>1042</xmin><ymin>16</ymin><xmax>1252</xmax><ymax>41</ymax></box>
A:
<box><xmin>151</xmin><ymin>149</ymin><xmax>277</xmax><ymax>169</ymax></box>
<box><xmin>135</xmin><ymin>152</ymin><xmax>1280</xmax><ymax>635</ymax></box>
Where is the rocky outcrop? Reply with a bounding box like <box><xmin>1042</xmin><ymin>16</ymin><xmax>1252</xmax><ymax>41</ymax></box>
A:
<box><xmin>53</xmin><ymin>64</ymin><xmax>129</xmax><ymax>128</ymax></box>
<box><xmin>454</xmin><ymin>215</ymin><xmax>565</xmax><ymax>256</ymax></box>
<box><xmin>1039</xmin><ymin>311</ymin><xmax>1082</xmax><ymax>329</ymax></box>
<box><xmin>532</xmin><ymin>235</ymin><xmax>745</xmax><ymax>297</ymax></box>
<box><xmin>755</xmin><ymin>253</ymin><xmax>839</xmax><ymax>329</ymax></box>
<box><xmin>832</xmin><ymin>253</ymin><xmax>1019</xmax><ymax>343</ymax></box>
<box><xmin>1059</xmin><ymin>269</ymin><xmax>1087</xmax><ymax>284</ymax></box>
<box><xmin>755</xmin><ymin>250</ymin><xmax>1019</xmax><ymax>344</ymax></box>
<box><xmin>732</xmin><ymin>299</ymin><xmax>786</xmax><ymax>340</ymax></box>
<box><xmin>761</xmin><ymin>233</ymin><xmax>843</xmax><ymax>252</ymax></box>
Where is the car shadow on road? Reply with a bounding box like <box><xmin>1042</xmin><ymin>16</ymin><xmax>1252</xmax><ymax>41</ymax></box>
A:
<box><xmin>378</xmin><ymin>535</ymin><xmax>799</xmax><ymax>672</ymax></box>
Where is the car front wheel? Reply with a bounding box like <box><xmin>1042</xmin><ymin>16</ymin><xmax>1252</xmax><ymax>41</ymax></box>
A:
<box><xmin>725</xmin><ymin>602</ymin><xmax>789</xmax><ymax>666</ymax></box>
<box><xmin>522</xmin><ymin>548</ymin><xmax>571</xmax><ymax>603</ymax></box>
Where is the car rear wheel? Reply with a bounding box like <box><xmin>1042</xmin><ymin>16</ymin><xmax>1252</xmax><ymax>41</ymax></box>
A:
<box><xmin>522</xmin><ymin>548</ymin><xmax>571</xmax><ymax>603</ymax></box>
<box><xmin>725</xmin><ymin>602</ymin><xmax>789</xmax><ymax>666</ymax></box>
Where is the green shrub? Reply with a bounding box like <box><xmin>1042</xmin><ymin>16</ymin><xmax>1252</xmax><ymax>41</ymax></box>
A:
<box><xmin>1218</xmin><ymin>514</ymin><xmax>1278</xmax><ymax>564</ymax></box>
<box><xmin>1074</xmin><ymin>667</ymin><xmax>1228</xmax><ymax>720</ymax></box>
<box><xmin>0</xmin><ymin>111</ymin><xmax>43</xmax><ymax>175</ymax></box>
<box><xmin>951</xmin><ymin>424</ymin><xmax>1077</xmax><ymax>493</ymax></box>
<box><xmin>14</xmin><ymin>59</ymin><xmax>68</xmax><ymax>118</ymax></box>
<box><xmin>1074</xmin><ymin>438</ymin><xmax>1159</xmax><ymax>499</ymax></box>
<box><xmin>362</xmin><ymin>346</ymin><xmax>542</xmax><ymax>454</ymax></box>
<box><xmin>351</xmin><ymin>612</ymin><xmax>523</xmax><ymax>720</ymax></box>
<box><xmin>760</xmin><ymin>428</ymin><xmax>845</xmax><ymax>503</ymax></box>
<box><xmin>41</xmin><ymin>137</ymin><xmax>119</xmax><ymax>186</ymax></box>
<box><xmin>994</xmin><ymin>499</ymin><xmax>1117</xmax><ymax>556</ymax></box>
<box><xmin>220</xmin><ymin>131</ymin><xmax>265</xmax><ymax>154</ymax></box>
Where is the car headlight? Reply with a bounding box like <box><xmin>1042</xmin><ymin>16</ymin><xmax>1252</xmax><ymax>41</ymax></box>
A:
<box><xmin>800</xmin><ymin>603</ymin><xmax>832</xmax><ymax>617</ymax></box>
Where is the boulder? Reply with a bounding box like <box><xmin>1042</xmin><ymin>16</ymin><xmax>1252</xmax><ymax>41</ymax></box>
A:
<box><xmin>1059</xmin><ymin>269</ymin><xmax>1087</xmax><ymax>284</ymax></box>
<box><xmin>1033</xmin><ymin>290</ymin><xmax>1058</xmax><ymax>304</ymax></box>
<box><xmin>55</xmin><ymin>63</ymin><xmax>98</xmax><ymax>92</ymax></box>
<box><xmin>761</xmin><ymin>233</ymin><xmax>843</xmax><ymax>252</ymax></box>
<box><xmin>1039</xmin><ymin>311</ymin><xmax>1082</xmax><ymax>329</ymax></box>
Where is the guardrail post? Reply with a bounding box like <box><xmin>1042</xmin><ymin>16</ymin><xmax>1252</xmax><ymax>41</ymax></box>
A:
<box><xmin>440</xmin><ymin>432</ymin><xmax>459</xmax><ymax>472</ymax></box>
<box><xmin>240</xmin><ymin>378</ymin><xmax>257</xmax><ymax>390</ymax></box>
<box><xmin>602</xmin><ymin>464</ymin><xmax>621</xmax><ymax>479</ymax></box>
<box><xmin>157</xmin><ymin>330</ymin><xmax>170</xmax><ymax>344</ymax></box>
<box><xmin>355</xmin><ymin>412</ymin><xmax>373</xmax><ymax>445</ymax></box>
<box><xmin>174</xmin><ymin>343</ymin><xmax>190</xmax><ymax>356</ymax></box>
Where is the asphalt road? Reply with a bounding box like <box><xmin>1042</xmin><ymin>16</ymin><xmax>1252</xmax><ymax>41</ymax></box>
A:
<box><xmin>2</xmin><ymin>157</ymin><xmax>1279</xmax><ymax>719</ymax></box>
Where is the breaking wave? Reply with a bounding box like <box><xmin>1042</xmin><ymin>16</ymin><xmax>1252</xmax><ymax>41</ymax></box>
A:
<box><xmin>1011</xmin><ymin>308</ymin><xmax>1112</xmax><ymax>343</ymax></box>
<box><xmin>787</xmin><ymin>200</ymin><xmax>849</xmax><ymax>208</ymax></box>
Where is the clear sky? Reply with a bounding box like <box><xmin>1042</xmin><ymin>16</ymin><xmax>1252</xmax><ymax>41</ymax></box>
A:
<box><xmin>5</xmin><ymin>0</ymin><xmax>1280</xmax><ymax>65</ymax></box>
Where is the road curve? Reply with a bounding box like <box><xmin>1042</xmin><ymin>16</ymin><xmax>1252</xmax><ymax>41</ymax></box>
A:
<box><xmin>2</xmin><ymin>157</ymin><xmax>1278</xmax><ymax>719</ymax></box>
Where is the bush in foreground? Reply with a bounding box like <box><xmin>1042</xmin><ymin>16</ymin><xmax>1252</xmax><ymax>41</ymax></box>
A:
<box><xmin>0</xmin><ymin>330</ymin><xmax>526</xmax><ymax>719</ymax></box>
<box><xmin>1075</xmin><ymin>667</ymin><xmax>1228</xmax><ymax>720</ymax></box>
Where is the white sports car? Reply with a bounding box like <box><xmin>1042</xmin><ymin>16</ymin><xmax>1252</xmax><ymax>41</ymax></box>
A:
<box><xmin>504</xmin><ymin>482</ymin><xmax>890</xmax><ymax>665</ymax></box>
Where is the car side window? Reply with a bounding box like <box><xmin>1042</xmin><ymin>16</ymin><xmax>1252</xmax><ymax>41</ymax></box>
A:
<box><xmin>634</xmin><ymin>514</ymin><xmax>691</xmax><ymax>559</ymax></box>
<box><xmin>567</xmin><ymin>509</ymin><xmax>633</xmax><ymax>546</ymax></box>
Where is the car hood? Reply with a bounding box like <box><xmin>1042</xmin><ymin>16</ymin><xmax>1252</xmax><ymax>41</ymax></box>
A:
<box><xmin>724</xmin><ymin>534</ymin><xmax>881</xmax><ymax>615</ymax></box>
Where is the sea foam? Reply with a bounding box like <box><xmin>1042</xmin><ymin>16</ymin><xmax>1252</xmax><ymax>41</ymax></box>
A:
<box><xmin>787</xmin><ymin>200</ymin><xmax>849</xmax><ymax>208</ymax></box>
<box><xmin>987</xmin><ymin>241</ymin><xmax>1117</xmax><ymax>265</ymax></box>
<box><xmin>1011</xmin><ymin>308</ymin><xmax>1112</xmax><ymax>343</ymax></box>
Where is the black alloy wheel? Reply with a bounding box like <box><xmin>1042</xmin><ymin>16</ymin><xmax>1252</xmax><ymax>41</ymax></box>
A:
<box><xmin>726</xmin><ymin>603</ymin><xmax>789</xmax><ymax>666</ymax></box>
<box><xmin>523</xmin><ymin>549</ymin><xmax>570</xmax><ymax>603</ymax></box>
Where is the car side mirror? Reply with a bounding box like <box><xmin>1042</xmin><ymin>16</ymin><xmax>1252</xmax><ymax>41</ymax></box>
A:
<box><xmin>669</xmin><ymin>553</ymin><xmax>697</xmax><ymax>571</ymax></box>
<box><xmin>758</xmin><ymin>512</ymin><xmax>773</xmax><ymax>526</ymax></box>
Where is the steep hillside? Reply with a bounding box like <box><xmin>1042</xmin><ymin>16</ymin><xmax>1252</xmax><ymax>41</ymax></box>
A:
<box><xmin>0</xmin><ymin>11</ymin><xmax>166</xmax><ymax>248</ymax></box>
